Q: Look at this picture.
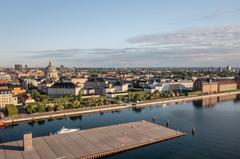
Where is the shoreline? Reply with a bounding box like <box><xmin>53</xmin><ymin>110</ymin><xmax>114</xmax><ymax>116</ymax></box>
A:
<box><xmin>2</xmin><ymin>91</ymin><xmax>240</xmax><ymax>125</ymax></box>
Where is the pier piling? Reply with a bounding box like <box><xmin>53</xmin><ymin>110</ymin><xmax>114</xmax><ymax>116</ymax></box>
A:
<box><xmin>192</xmin><ymin>128</ymin><xmax>196</xmax><ymax>135</ymax></box>
<box><xmin>166</xmin><ymin>120</ymin><xmax>169</xmax><ymax>127</ymax></box>
<box><xmin>152</xmin><ymin>116</ymin><xmax>155</xmax><ymax>123</ymax></box>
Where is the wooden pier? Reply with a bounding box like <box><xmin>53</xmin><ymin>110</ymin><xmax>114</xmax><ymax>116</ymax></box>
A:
<box><xmin>0</xmin><ymin>120</ymin><xmax>185</xmax><ymax>159</ymax></box>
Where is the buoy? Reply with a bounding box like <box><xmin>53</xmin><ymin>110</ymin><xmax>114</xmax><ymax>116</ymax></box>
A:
<box><xmin>166</xmin><ymin>120</ymin><xmax>169</xmax><ymax>127</ymax></box>
<box><xmin>192</xmin><ymin>128</ymin><xmax>196</xmax><ymax>135</ymax></box>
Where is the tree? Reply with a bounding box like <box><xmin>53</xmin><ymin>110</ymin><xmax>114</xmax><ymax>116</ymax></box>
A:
<box><xmin>46</xmin><ymin>104</ymin><xmax>54</xmax><ymax>112</ymax></box>
<box><xmin>26</xmin><ymin>103</ymin><xmax>36</xmax><ymax>114</ymax></box>
<box><xmin>55</xmin><ymin>104</ymin><xmax>64</xmax><ymax>111</ymax></box>
<box><xmin>6</xmin><ymin>104</ymin><xmax>18</xmax><ymax>117</ymax></box>
<box><xmin>36</xmin><ymin>102</ymin><xmax>45</xmax><ymax>112</ymax></box>
<box><xmin>72</xmin><ymin>100</ymin><xmax>80</xmax><ymax>108</ymax></box>
<box><xmin>31</xmin><ymin>90</ymin><xmax>42</xmax><ymax>101</ymax></box>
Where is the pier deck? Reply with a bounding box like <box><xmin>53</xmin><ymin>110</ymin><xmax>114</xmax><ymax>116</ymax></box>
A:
<box><xmin>0</xmin><ymin>120</ymin><xmax>185</xmax><ymax>159</ymax></box>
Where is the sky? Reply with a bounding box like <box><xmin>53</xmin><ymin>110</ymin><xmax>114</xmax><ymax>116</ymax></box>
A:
<box><xmin>1</xmin><ymin>0</ymin><xmax>240</xmax><ymax>67</ymax></box>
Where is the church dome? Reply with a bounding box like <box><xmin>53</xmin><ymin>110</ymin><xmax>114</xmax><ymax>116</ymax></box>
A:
<box><xmin>46</xmin><ymin>61</ymin><xmax>57</xmax><ymax>72</ymax></box>
<box><xmin>45</xmin><ymin>61</ymin><xmax>59</xmax><ymax>80</ymax></box>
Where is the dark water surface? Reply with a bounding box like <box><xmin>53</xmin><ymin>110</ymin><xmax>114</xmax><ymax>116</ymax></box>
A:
<box><xmin>1</xmin><ymin>95</ymin><xmax>240</xmax><ymax>159</ymax></box>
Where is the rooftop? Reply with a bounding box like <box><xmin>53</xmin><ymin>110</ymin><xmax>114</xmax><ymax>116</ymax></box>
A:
<box><xmin>50</xmin><ymin>82</ymin><xmax>76</xmax><ymax>89</ymax></box>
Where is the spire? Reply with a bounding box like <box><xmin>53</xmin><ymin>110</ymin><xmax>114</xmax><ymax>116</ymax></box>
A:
<box><xmin>49</xmin><ymin>61</ymin><xmax>52</xmax><ymax>66</ymax></box>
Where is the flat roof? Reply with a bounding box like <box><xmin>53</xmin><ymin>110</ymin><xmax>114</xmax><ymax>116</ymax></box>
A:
<box><xmin>0</xmin><ymin>120</ymin><xmax>185</xmax><ymax>159</ymax></box>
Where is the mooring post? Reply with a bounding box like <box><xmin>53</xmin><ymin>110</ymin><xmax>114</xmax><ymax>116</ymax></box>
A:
<box><xmin>23</xmin><ymin>131</ymin><xmax>32</xmax><ymax>151</ymax></box>
<box><xmin>192</xmin><ymin>128</ymin><xmax>196</xmax><ymax>135</ymax></box>
<box><xmin>152</xmin><ymin>116</ymin><xmax>155</xmax><ymax>123</ymax></box>
<box><xmin>166</xmin><ymin>120</ymin><xmax>169</xmax><ymax>127</ymax></box>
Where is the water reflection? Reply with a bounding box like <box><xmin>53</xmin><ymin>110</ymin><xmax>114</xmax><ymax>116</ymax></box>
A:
<box><xmin>47</xmin><ymin>118</ymin><xmax>54</xmax><ymax>122</ymax></box>
<box><xmin>56</xmin><ymin>117</ymin><xmax>64</xmax><ymax>120</ymax></box>
<box><xmin>132</xmin><ymin>107</ymin><xmax>145</xmax><ymax>113</ymax></box>
<box><xmin>27</xmin><ymin>121</ymin><xmax>36</xmax><ymax>127</ymax></box>
<box><xmin>37</xmin><ymin>120</ymin><xmax>45</xmax><ymax>125</ymax></box>
<box><xmin>193</xmin><ymin>94</ymin><xmax>238</xmax><ymax>108</ymax></box>
<box><xmin>234</xmin><ymin>94</ymin><xmax>240</xmax><ymax>103</ymax></box>
<box><xmin>69</xmin><ymin>116</ymin><xmax>79</xmax><ymax>121</ymax></box>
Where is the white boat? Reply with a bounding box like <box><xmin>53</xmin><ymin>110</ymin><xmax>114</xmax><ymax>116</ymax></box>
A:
<box><xmin>55</xmin><ymin>127</ymin><xmax>80</xmax><ymax>134</ymax></box>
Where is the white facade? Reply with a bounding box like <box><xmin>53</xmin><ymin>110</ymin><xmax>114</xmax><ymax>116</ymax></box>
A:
<box><xmin>0</xmin><ymin>91</ymin><xmax>18</xmax><ymax>108</ymax></box>
<box><xmin>0</xmin><ymin>72</ymin><xmax>11</xmax><ymax>81</ymax></box>
<box><xmin>145</xmin><ymin>81</ymin><xmax>193</xmax><ymax>93</ymax></box>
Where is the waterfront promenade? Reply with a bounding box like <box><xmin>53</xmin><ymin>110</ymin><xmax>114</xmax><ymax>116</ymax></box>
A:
<box><xmin>2</xmin><ymin>91</ymin><xmax>240</xmax><ymax>125</ymax></box>
<box><xmin>0</xmin><ymin>120</ymin><xmax>185</xmax><ymax>159</ymax></box>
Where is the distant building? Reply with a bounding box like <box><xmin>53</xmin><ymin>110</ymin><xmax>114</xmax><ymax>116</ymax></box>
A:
<box><xmin>22</xmin><ymin>78</ymin><xmax>39</xmax><ymax>88</ymax></box>
<box><xmin>84</xmin><ymin>76</ymin><xmax>107</xmax><ymax>95</ymax></box>
<box><xmin>0</xmin><ymin>80</ymin><xmax>9</xmax><ymax>84</ymax></box>
<box><xmin>12</xmin><ymin>86</ymin><xmax>26</xmax><ymax>96</ymax></box>
<box><xmin>21</xmin><ymin>93</ymin><xmax>35</xmax><ymax>105</ymax></box>
<box><xmin>217</xmin><ymin>80</ymin><xmax>237</xmax><ymax>92</ymax></box>
<box><xmin>18</xmin><ymin>69</ymin><xmax>45</xmax><ymax>78</ymax></box>
<box><xmin>193</xmin><ymin>78</ymin><xmax>237</xmax><ymax>94</ymax></box>
<box><xmin>0</xmin><ymin>90</ymin><xmax>18</xmax><ymax>108</ymax></box>
<box><xmin>47</xmin><ymin>81</ymin><xmax>81</xmax><ymax>98</ymax></box>
<box><xmin>104</xmin><ymin>82</ymin><xmax>128</xmax><ymax>94</ymax></box>
<box><xmin>71</xmin><ymin>77</ymin><xmax>88</xmax><ymax>89</ymax></box>
<box><xmin>38</xmin><ymin>79</ymin><xmax>55</xmax><ymax>93</ymax></box>
<box><xmin>82</xmin><ymin>88</ymin><xmax>95</xmax><ymax>95</ymax></box>
<box><xmin>226</xmin><ymin>65</ymin><xmax>232</xmax><ymax>72</ymax></box>
<box><xmin>14</xmin><ymin>64</ymin><xmax>23</xmax><ymax>71</ymax></box>
<box><xmin>45</xmin><ymin>61</ymin><xmax>59</xmax><ymax>80</ymax></box>
<box><xmin>0</xmin><ymin>72</ymin><xmax>11</xmax><ymax>81</ymax></box>
<box><xmin>145</xmin><ymin>81</ymin><xmax>193</xmax><ymax>93</ymax></box>
<box><xmin>193</xmin><ymin>78</ymin><xmax>218</xmax><ymax>94</ymax></box>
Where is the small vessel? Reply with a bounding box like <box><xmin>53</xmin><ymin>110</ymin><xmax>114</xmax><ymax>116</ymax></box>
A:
<box><xmin>0</xmin><ymin>120</ymin><xmax>4</xmax><ymax>128</ymax></box>
<box><xmin>55</xmin><ymin>127</ymin><xmax>80</xmax><ymax>134</ymax></box>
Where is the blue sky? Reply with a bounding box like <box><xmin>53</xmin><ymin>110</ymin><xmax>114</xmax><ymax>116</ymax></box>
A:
<box><xmin>1</xmin><ymin>0</ymin><xmax>240</xmax><ymax>67</ymax></box>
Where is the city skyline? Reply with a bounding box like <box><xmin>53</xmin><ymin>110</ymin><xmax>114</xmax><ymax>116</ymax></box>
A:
<box><xmin>1</xmin><ymin>0</ymin><xmax>240</xmax><ymax>67</ymax></box>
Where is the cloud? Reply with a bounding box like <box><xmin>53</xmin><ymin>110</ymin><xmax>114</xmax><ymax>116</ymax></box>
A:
<box><xmin>15</xmin><ymin>25</ymin><xmax>240</xmax><ymax>67</ymax></box>
<box><xmin>127</xmin><ymin>25</ymin><xmax>240</xmax><ymax>48</ymax></box>
<box><xmin>169</xmin><ymin>9</ymin><xmax>240</xmax><ymax>25</ymax></box>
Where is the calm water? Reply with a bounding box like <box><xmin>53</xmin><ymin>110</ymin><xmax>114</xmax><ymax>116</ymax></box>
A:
<box><xmin>1</xmin><ymin>95</ymin><xmax>240</xmax><ymax>159</ymax></box>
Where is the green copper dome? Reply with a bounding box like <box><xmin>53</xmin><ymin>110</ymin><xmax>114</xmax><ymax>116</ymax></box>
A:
<box><xmin>45</xmin><ymin>61</ymin><xmax>59</xmax><ymax>80</ymax></box>
<box><xmin>46</xmin><ymin>61</ymin><xmax>57</xmax><ymax>72</ymax></box>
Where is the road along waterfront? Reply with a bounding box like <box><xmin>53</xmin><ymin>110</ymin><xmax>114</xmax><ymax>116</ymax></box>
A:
<box><xmin>2</xmin><ymin>90</ymin><xmax>240</xmax><ymax>125</ymax></box>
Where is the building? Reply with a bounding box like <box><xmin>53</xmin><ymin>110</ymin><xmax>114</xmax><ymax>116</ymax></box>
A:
<box><xmin>104</xmin><ymin>82</ymin><xmax>128</xmax><ymax>94</ymax></box>
<box><xmin>0</xmin><ymin>79</ymin><xmax>9</xmax><ymax>84</ymax></box>
<box><xmin>71</xmin><ymin>77</ymin><xmax>88</xmax><ymax>89</ymax></box>
<box><xmin>22</xmin><ymin>78</ymin><xmax>39</xmax><ymax>88</ymax></box>
<box><xmin>193</xmin><ymin>78</ymin><xmax>218</xmax><ymax>94</ymax></box>
<box><xmin>18</xmin><ymin>69</ymin><xmax>45</xmax><ymax>78</ymax></box>
<box><xmin>226</xmin><ymin>65</ymin><xmax>232</xmax><ymax>72</ymax></box>
<box><xmin>14</xmin><ymin>64</ymin><xmax>23</xmax><ymax>71</ymax></box>
<box><xmin>45</xmin><ymin>61</ymin><xmax>59</xmax><ymax>80</ymax></box>
<box><xmin>145</xmin><ymin>81</ymin><xmax>193</xmax><ymax>93</ymax></box>
<box><xmin>193</xmin><ymin>78</ymin><xmax>237</xmax><ymax>94</ymax></box>
<box><xmin>217</xmin><ymin>80</ymin><xmax>237</xmax><ymax>92</ymax></box>
<box><xmin>21</xmin><ymin>94</ymin><xmax>35</xmax><ymax>105</ymax></box>
<box><xmin>12</xmin><ymin>86</ymin><xmax>26</xmax><ymax>96</ymax></box>
<box><xmin>0</xmin><ymin>83</ymin><xmax>9</xmax><ymax>90</ymax></box>
<box><xmin>84</xmin><ymin>76</ymin><xmax>107</xmax><ymax>95</ymax></box>
<box><xmin>0</xmin><ymin>90</ymin><xmax>18</xmax><ymax>108</ymax></box>
<box><xmin>0</xmin><ymin>72</ymin><xmax>11</xmax><ymax>81</ymax></box>
<box><xmin>82</xmin><ymin>88</ymin><xmax>96</xmax><ymax>95</ymax></box>
<box><xmin>47</xmin><ymin>82</ymin><xmax>81</xmax><ymax>98</ymax></box>
<box><xmin>37</xmin><ymin>79</ymin><xmax>55</xmax><ymax>93</ymax></box>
